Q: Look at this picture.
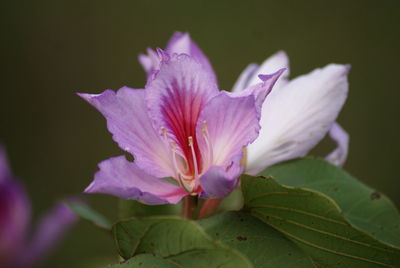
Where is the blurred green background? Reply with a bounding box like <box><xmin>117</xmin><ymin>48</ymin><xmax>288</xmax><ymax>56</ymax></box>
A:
<box><xmin>1</xmin><ymin>0</ymin><xmax>399</xmax><ymax>267</ymax></box>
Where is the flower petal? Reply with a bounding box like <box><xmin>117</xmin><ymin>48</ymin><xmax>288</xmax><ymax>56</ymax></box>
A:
<box><xmin>146</xmin><ymin>54</ymin><xmax>218</xmax><ymax>174</ymax></box>
<box><xmin>85</xmin><ymin>156</ymin><xmax>188</xmax><ymax>205</ymax></box>
<box><xmin>139</xmin><ymin>32</ymin><xmax>217</xmax><ymax>84</ymax></box>
<box><xmin>196</xmin><ymin>91</ymin><xmax>260</xmax><ymax>168</ymax></box>
<box><xmin>0</xmin><ymin>146</ymin><xmax>10</xmax><ymax>182</ymax></box>
<box><xmin>246</xmin><ymin>64</ymin><xmax>350</xmax><ymax>175</ymax></box>
<box><xmin>19</xmin><ymin>203</ymin><xmax>77</xmax><ymax>267</ymax></box>
<box><xmin>199</xmin><ymin>154</ymin><xmax>243</xmax><ymax>199</ymax></box>
<box><xmin>138</xmin><ymin>48</ymin><xmax>160</xmax><ymax>79</ymax></box>
<box><xmin>231</xmin><ymin>63</ymin><xmax>259</xmax><ymax>93</ymax></box>
<box><xmin>0</xmin><ymin>179</ymin><xmax>30</xmax><ymax>266</ymax></box>
<box><xmin>166</xmin><ymin>32</ymin><xmax>217</xmax><ymax>83</ymax></box>
<box><xmin>78</xmin><ymin>88</ymin><xmax>174</xmax><ymax>178</ymax></box>
<box><xmin>246</xmin><ymin>50</ymin><xmax>290</xmax><ymax>89</ymax></box>
<box><xmin>231</xmin><ymin>68</ymin><xmax>286</xmax><ymax>112</ymax></box>
<box><xmin>0</xmin><ymin>147</ymin><xmax>30</xmax><ymax>266</ymax></box>
<box><xmin>325</xmin><ymin>122</ymin><xmax>349</xmax><ymax>167</ymax></box>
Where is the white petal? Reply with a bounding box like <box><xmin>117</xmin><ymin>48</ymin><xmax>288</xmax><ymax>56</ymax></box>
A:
<box><xmin>247</xmin><ymin>51</ymin><xmax>290</xmax><ymax>89</ymax></box>
<box><xmin>231</xmin><ymin>63</ymin><xmax>259</xmax><ymax>92</ymax></box>
<box><xmin>325</xmin><ymin>122</ymin><xmax>349</xmax><ymax>167</ymax></box>
<box><xmin>246</xmin><ymin>64</ymin><xmax>350</xmax><ymax>175</ymax></box>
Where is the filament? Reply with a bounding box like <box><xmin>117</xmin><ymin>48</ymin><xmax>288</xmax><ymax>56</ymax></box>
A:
<box><xmin>188</xmin><ymin>136</ymin><xmax>198</xmax><ymax>181</ymax></box>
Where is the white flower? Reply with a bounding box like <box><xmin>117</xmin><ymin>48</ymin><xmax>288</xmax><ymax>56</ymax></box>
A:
<box><xmin>232</xmin><ymin>51</ymin><xmax>350</xmax><ymax>175</ymax></box>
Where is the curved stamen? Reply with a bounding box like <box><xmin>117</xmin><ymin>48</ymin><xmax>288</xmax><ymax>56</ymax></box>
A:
<box><xmin>188</xmin><ymin>136</ymin><xmax>199</xmax><ymax>181</ymax></box>
<box><xmin>177</xmin><ymin>172</ymin><xmax>193</xmax><ymax>193</ymax></box>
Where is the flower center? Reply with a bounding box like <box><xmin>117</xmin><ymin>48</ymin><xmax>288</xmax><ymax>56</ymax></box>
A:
<box><xmin>161</xmin><ymin>121</ymin><xmax>213</xmax><ymax>194</ymax></box>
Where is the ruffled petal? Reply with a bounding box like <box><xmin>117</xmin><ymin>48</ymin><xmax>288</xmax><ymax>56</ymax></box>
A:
<box><xmin>196</xmin><ymin>91</ymin><xmax>260</xmax><ymax>168</ymax></box>
<box><xmin>18</xmin><ymin>203</ymin><xmax>77</xmax><ymax>267</ymax></box>
<box><xmin>138</xmin><ymin>48</ymin><xmax>160</xmax><ymax>78</ymax></box>
<box><xmin>78</xmin><ymin>88</ymin><xmax>174</xmax><ymax>178</ymax></box>
<box><xmin>231</xmin><ymin>63</ymin><xmax>259</xmax><ymax>93</ymax></box>
<box><xmin>246</xmin><ymin>64</ymin><xmax>350</xmax><ymax>175</ymax></box>
<box><xmin>85</xmin><ymin>156</ymin><xmax>188</xmax><ymax>205</ymax></box>
<box><xmin>139</xmin><ymin>32</ymin><xmax>217</xmax><ymax>84</ymax></box>
<box><xmin>199</xmin><ymin>154</ymin><xmax>243</xmax><ymax>199</ymax></box>
<box><xmin>166</xmin><ymin>32</ymin><xmax>217</xmax><ymax>83</ymax></box>
<box><xmin>325</xmin><ymin>122</ymin><xmax>349</xmax><ymax>167</ymax></box>
<box><xmin>146</xmin><ymin>54</ymin><xmax>218</xmax><ymax>174</ymax></box>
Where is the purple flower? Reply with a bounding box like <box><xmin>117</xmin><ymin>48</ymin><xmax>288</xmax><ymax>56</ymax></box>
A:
<box><xmin>232</xmin><ymin>51</ymin><xmax>350</xmax><ymax>174</ymax></box>
<box><xmin>0</xmin><ymin>146</ymin><xmax>77</xmax><ymax>268</ymax></box>
<box><xmin>79</xmin><ymin>32</ymin><xmax>284</xmax><ymax>204</ymax></box>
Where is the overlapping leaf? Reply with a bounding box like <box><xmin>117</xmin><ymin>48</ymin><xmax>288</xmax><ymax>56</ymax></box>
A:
<box><xmin>110</xmin><ymin>212</ymin><xmax>314</xmax><ymax>267</ymax></box>
<box><xmin>260</xmin><ymin>158</ymin><xmax>400</xmax><ymax>248</ymax></box>
<box><xmin>112</xmin><ymin>216</ymin><xmax>252</xmax><ymax>267</ymax></box>
<box><xmin>242</xmin><ymin>175</ymin><xmax>400</xmax><ymax>267</ymax></box>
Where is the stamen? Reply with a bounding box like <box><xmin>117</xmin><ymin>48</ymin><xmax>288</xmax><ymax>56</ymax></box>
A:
<box><xmin>171</xmin><ymin>142</ymin><xmax>189</xmax><ymax>178</ymax></box>
<box><xmin>188</xmin><ymin>136</ymin><xmax>199</xmax><ymax>180</ymax></box>
<box><xmin>177</xmin><ymin>172</ymin><xmax>193</xmax><ymax>193</ymax></box>
<box><xmin>161</xmin><ymin>127</ymin><xmax>168</xmax><ymax>138</ymax></box>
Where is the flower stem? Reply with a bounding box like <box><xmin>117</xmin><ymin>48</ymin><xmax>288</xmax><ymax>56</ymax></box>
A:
<box><xmin>198</xmin><ymin>198</ymin><xmax>222</xmax><ymax>219</ymax></box>
<box><xmin>182</xmin><ymin>195</ymin><xmax>196</xmax><ymax>219</ymax></box>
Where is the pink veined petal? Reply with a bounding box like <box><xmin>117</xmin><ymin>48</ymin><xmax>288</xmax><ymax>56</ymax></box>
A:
<box><xmin>246</xmin><ymin>64</ymin><xmax>350</xmax><ymax>175</ymax></box>
<box><xmin>18</xmin><ymin>203</ymin><xmax>77</xmax><ymax>268</ymax></box>
<box><xmin>78</xmin><ymin>88</ymin><xmax>175</xmax><ymax>178</ymax></box>
<box><xmin>166</xmin><ymin>32</ymin><xmax>217</xmax><ymax>84</ymax></box>
<box><xmin>85</xmin><ymin>156</ymin><xmax>188</xmax><ymax>205</ymax></box>
<box><xmin>196</xmin><ymin>91</ymin><xmax>260</xmax><ymax>169</ymax></box>
<box><xmin>199</xmin><ymin>153</ymin><xmax>243</xmax><ymax>199</ymax></box>
<box><xmin>146</xmin><ymin>53</ymin><xmax>219</xmax><ymax>175</ymax></box>
<box><xmin>325</xmin><ymin>122</ymin><xmax>349</xmax><ymax>167</ymax></box>
<box><xmin>231</xmin><ymin>63</ymin><xmax>259</xmax><ymax>93</ymax></box>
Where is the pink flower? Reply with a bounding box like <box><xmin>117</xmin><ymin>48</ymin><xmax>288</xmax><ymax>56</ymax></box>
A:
<box><xmin>79</xmin><ymin>33</ymin><xmax>284</xmax><ymax>204</ymax></box>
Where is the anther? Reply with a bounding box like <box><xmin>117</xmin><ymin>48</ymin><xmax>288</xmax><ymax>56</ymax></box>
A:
<box><xmin>202</xmin><ymin>120</ymin><xmax>208</xmax><ymax>134</ymax></box>
<box><xmin>161</xmin><ymin>127</ymin><xmax>168</xmax><ymax>138</ymax></box>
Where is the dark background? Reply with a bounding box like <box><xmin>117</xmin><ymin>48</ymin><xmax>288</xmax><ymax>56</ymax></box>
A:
<box><xmin>1</xmin><ymin>1</ymin><xmax>399</xmax><ymax>267</ymax></box>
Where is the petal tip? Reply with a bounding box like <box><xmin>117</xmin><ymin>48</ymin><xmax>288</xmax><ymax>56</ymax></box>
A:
<box><xmin>258</xmin><ymin>67</ymin><xmax>286</xmax><ymax>82</ymax></box>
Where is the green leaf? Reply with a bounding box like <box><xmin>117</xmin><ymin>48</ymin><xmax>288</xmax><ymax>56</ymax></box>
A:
<box><xmin>65</xmin><ymin>200</ymin><xmax>112</xmax><ymax>230</ymax></box>
<box><xmin>118</xmin><ymin>199</ymin><xmax>180</xmax><ymax>219</ymax></box>
<box><xmin>198</xmin><ymin>211</ymin><xmax>315</xmax><ymax>267</ymax></box>
<box><xmin>112</xmin><ymin>216</ymin><xmax>252</xmax><ymax>267</ymax></box>
<box><xmin>106</xmin><ymin>254</ymin><xmax>178</xmax><ymax>268</ymax></box>
<box><xmin>242</xmin><ymin>175</ymin><xmax>400</xmax><ymax>267</ymax></box>
<box><xmin>260</xmin><ymin>158</ymin><xmax>400</xmax><ymax>248</ymax></box>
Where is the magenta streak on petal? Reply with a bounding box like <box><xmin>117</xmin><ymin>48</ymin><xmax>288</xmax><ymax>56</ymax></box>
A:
<box><xmin>146</xmin><ymin>53</ymin><xmax>219</xmax><ymax>180</ymax></box>
<box><xmin>160</xmin><ymin>78</ymin><xmax>203</xmax><ymax>175</ymax></box>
